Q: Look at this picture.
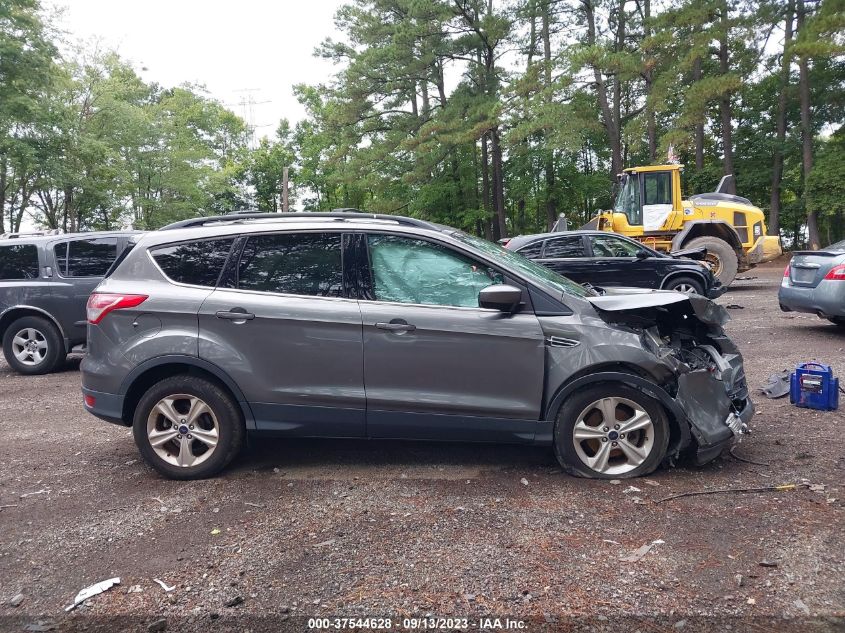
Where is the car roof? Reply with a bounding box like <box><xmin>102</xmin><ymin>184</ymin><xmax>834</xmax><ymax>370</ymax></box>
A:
<box><xmin>508</xmin><ymin>230</ymin><xmax>625</xmax><ymax>246</ymax></box>
<box><xmin>137</xmin><ymin>212</ymin><xmax>460</xmax><ymax>248</ymax></box>
<box><xmin>0</xmin><ymin>230</ymin><xmax>142</xmax><ymax>246</ymax></box>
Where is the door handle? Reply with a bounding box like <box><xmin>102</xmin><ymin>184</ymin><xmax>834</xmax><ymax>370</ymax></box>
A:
<box><xmin>375</xmin><ymin>320</ymin><xmax>416</xmax><ymax>332</ymax></box>
<box><xmin>216</xmin><ymin>310</ymin><xmax>255</xmax><ymax>321</ymax></box>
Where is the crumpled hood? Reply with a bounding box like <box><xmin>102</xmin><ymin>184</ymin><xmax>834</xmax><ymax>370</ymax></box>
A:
<box><xmin>586</xmin><ymin>288</ymin><xmax>730</xmax><ymax>327</ymax></box>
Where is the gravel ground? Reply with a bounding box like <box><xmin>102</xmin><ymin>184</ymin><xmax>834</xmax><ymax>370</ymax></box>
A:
<box><xmin>0</xmin><ymin>259</ymin><xmax>843</xmax><ymax>633</ymax></box>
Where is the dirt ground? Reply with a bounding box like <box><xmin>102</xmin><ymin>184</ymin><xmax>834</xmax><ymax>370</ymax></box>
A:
<box><xmin>0</xmin><ymin>258</ymin><xmax>843</xmax><ymax>633</ymax></box>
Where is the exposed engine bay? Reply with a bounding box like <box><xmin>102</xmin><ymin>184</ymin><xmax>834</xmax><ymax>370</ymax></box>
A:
<box><xmin>586</xmin><ymin>291</ymin><xmax>753</xmax><ymax>463</ymax></box>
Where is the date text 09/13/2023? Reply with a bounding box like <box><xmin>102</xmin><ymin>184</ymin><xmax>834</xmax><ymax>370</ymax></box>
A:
<box><xmin>307</xmin><ymin>617</ymin><xmax>527</xmax><ymax>630</ymax></box>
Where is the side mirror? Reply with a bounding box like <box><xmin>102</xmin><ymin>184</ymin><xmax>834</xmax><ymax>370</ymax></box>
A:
<box><xmin>479</xmin><ymin>284</ymin><xmax>523</xmax><ymax>312</ymax></box>
<box><xmin>635</xmin><ymin>249</ymin><xmax>650</xmax><ymax>260</ymax></box>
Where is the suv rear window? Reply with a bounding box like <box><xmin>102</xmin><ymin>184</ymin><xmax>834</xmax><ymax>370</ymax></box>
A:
<box><xmin>236</xmin><ymin>233</ymin><xmax>343</xmax><ymax>297</ymax></box>
<box><xmin>54</xmin><ymin>238</ymin><xmax>118</xmax><ymax>277</ymax></box>
<box><xmin>152</xmin><ymin>238</ymin><xmax>235</xmax><ymax>287</ymax></box>
<box><xmin>0</xmin><ymin>244</ymin><xmax>39</xmax><ymax>280</ymax></box>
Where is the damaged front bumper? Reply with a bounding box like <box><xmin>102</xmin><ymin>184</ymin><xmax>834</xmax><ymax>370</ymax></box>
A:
<box><xmin>675</xmin><ymin>367</ymin><xmax>753</xmax><ymax>464</ymax></box>
<box><xmin>587</xmin><ymin>291</ymin><xmax>754</xmax><ymax>465</ymax></box>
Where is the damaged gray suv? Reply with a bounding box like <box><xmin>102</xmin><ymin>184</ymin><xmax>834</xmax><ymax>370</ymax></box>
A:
<box><xmin>81</xmin><ymin>212</ymin><xmax>753</xmax><ymax>480</ymax></box>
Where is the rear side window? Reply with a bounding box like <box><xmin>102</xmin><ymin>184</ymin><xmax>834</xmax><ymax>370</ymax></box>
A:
<box><xmin>237</xmin><ymin>233</ymin><xmax>343</xmax><ymax>297</ymax></box>
<box><xmin>152</xmin><ymin>238</ymin><xmax>235</xmax><ymax>287</ymax></box>
<box><xmin>0</xmin><ymin>244</ymin><xmax>39</xmax><ymax>280</ymax></box>
<box><xmin>543</xmin><ymin>236</ymin><xmax>586</xmax><ymax>258</ymax></box>
<box><xmin>515</xmin><ymin>241</ymin><xmax>543</xmax><ymax>258</ymax></box>
<box><xmin>54</xmin><ymin>238</ymin><xmax>118</xmax><ymax>277</ymax></box>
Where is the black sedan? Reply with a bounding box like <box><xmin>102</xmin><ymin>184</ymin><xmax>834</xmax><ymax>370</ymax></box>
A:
<box><xmin>504</xmin><ymin>230</ymin><xmax>724</xmax><ymax>298</ymax></box>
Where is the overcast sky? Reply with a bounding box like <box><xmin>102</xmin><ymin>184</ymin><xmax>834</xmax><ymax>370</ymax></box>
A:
<box><xmin>54</xmin><ymin>0</ymin><xmax>346</xmax><ymax>141</ymax></box>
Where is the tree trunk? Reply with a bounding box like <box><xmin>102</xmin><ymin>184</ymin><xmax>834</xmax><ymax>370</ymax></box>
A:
<box><xmin>0</xmin><ymin>157</ymin><xmax>6</xmax><ymax>234</ymax></box>
<box><xmin>421</xmin><ymin>79</ymin><xmax>430</xmax><ymax>117</ymax></box>
<box><xmin>541</xmin><ymin>0</ymin><xmax>556</xmax><ymax>228</ymax></box>
<box><xmin>481</xmin><ymin>134</ymin><xmax>492</xmax><ymax>240</ymax></box>
<box><xmin>490</xmin><ymin>126</ymin><xmax>506</xmax><ymax>240</ymax></box>
<box><xmin>644</xmin><ymin>0</ymin><xmax>657</xmax><ymax>161</ymax></box>
<box><xmin>769</xmin><ymin>0</ymin><xmax>794</xmax><ymax>236</ymax></box>
<box><xmin>718</xmin><ymin>0</ymin><xmax>735</xmax><ymax>193</ymax></box>
<box><xmin>693</xmin><ymin>57</ymin><xmax>704</xmax><ymax>172</ymax></box>
<box><xmin>797</xmin><ymin>0</ymin><xmax>819</xmax><ymax>248</ymax></box>
<box><xmin>584</xmin><ymin>0</ymin><xmax>622</xmax><ymax>180</ymax></box>
<box><xmin>411</xmin><ymin>87</ymin><xmax>419</xmax><ymax>118</ymax></box>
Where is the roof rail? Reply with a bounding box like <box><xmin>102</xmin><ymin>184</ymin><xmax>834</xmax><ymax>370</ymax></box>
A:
<box><xmin>0</xmin><ymin>229</ymin><xmax>63</xmax><ymax>240</ymax></box>
<box><xmin>158</xmin><ymin>211</ymin><xmax>439</xmax><ymax>231</ymax></box>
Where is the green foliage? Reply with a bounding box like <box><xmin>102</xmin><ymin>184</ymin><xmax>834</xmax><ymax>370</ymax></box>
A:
<box><xmin>1</xmin><ymin>0</ymin><xmax>843</xmax><ymax>245</ymax></box>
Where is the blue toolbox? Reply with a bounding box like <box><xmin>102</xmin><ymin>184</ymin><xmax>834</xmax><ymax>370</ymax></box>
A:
<box><xmin>790</xmin><ymin>363</ymin><xmax>839</xmax><ymax>411</ymax></box>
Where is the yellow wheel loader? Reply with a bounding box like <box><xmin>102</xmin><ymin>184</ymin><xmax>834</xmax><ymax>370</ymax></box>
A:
<box><xmin>582</xmin><ymin>164</ymin><xmax>782</xmax><ymax>285</ymax></box>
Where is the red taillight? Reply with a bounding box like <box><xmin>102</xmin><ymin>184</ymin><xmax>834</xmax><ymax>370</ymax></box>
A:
<box><xmin>824</xmin><ymin>264</ymin><xmax>845</xmax><ymax>281</ymax></box>
<box><xmin>783</xmin><ymin>264</ymin><xmax>790</xmax><ymax>277</ymax></box>
<box><xmin>84</xmin><ymin>394</ymin><xmax>96</xmax><ymax>407</ymax></box>
<box><xmin>86</xmin><ymin>293</ymin><xmax>148</xmax><ymax>324</ymax></box>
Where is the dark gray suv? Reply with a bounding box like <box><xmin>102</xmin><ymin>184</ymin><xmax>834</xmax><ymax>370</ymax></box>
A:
<box><xmin>0</xmin><ymin>231</ymin><xmax>138</xmax><ymax>374</ymax></box>
<box><xmin>81</xmin><ymin>213</ymin><xmax>753</xmax><ymax>480</ymax></box>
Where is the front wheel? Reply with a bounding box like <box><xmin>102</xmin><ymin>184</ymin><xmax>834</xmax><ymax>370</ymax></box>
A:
<box><xmin>664</xmin><ymin>275</ymin><xmax>704</xmax><ymax>295</ymax></box>
<box><xmin>828</xmin><ymin>317</ymin><xmax>845</xmax><ymax>328</ymax></box>
<box><xmin>133</xmin><ymin>375</ymin><xmax>245</xmax><ymax>480</ymax></box>
<box><xmin>554</xmin><ymin>383</ymin><xmax>670</xmax><ymax>479</ymax></box>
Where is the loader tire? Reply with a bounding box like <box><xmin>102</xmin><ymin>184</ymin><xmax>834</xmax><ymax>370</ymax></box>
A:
<box><xmin>685</xmin><ymin>236</ymin><xmax>738</xmax><ymax>286</ymax></box>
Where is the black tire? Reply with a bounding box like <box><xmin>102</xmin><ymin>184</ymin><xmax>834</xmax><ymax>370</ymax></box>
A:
<box><xmin>664</xmin><ymin>275</ymin><xmax>705</xmax><ymax>295</ymax></box>
<box><xmin>684</xmin><ymin>236</ymin><xmax>739</xmax><ymax>286</ymax></box>
<box><xmin>133</xmin><ymin>375</ymin><xmax>245</xmax><ymax>480</ymax></box>
<box><xmin>828</xmin><ymin>317</ymin><xmax>845</xmax><ymax>327</ymax></box>
<box><xmin>553</xmin><ymin>383</ymin><xmax>670</xmax><ymax>479</ymax></box>
<box><xmin>2</xmin><ymin>315</ymin><xmax>64</xmax><ymax>375</ymax></box>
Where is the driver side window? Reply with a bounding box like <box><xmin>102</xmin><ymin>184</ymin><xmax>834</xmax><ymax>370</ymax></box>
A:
<box><xmin>367</xmin><ymin>234</ymin><xmax>501</xmax><ymax>307</ymax></box>
<box><xmin>590</xmin><ymin>235</ymin><xmax>642</xmax><ymax>258</ymax></box>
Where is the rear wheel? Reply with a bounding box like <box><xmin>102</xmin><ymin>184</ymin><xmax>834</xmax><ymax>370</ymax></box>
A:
<box><xmin>133</xmin><ymin>375</ymin><xmax>245</xmax><ymax>480</ymax></box>
<box><xmin>828</xmin><ymin>317</ymin><xmax>845</xmax><ymax>327</ymax></box>
<box><xmin>664</xmin><ymin>275</ymin><xmax>704</xmax><ymax>295</ymax></box>
<box><xmin>684</xmin><ymin>236</ymin><xmax>738</xmax><ymax>286</ymax></box>
<box><xmin>2</xmin><ymin>316</ymin><xmax>63</xmax><ymax>375</ymax></box>
<box><xmin>554</xmin><ymin>383</ymin><xmax>670</xmax><ymax>479</ymax></box>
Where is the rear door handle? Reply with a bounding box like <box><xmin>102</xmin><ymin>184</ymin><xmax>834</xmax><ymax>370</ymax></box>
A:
<box><xmin>216</xmin><ymin>310</ymin><xmax>255</xmax><ymax>321</ymax></box>
<box><xmin>375</xmin><ymin>321</ymin><xmax>416</xmax><ymax>332</ymax></box>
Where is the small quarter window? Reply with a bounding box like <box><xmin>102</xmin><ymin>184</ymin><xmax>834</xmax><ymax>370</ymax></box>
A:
<box><xmin>515</xmin><ymin>241</ymin><xmax>543</xmax><ymax>258</ymax></box>
<box><xmin>152</xmin><ymin>238</ymin><xmax>235</xmax><ymax>287</ymax></box>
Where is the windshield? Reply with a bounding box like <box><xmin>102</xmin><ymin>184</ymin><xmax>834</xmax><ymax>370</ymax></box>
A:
<box><xmin>614</xmin><ymin>174</ymin><xmax>642</xmax><ymax>226</ymax></box>
<box><xmin>454</xmin><ymin>232</ymin><xmax>595</xmax><ymax>298</ymax></box>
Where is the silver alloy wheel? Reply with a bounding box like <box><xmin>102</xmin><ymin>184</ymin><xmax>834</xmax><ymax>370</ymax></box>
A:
<box><xmin>12</xmin><ymin>328</ymin><xmax>48</xmax><ymax>366</ymax></box>
<box><xmin>146</xmin><ymin>394</ymin><xmax>220</xmax><ymax>468</ymax></box>
<box><xmin>572</xmin><ymin>397</ymin><xmax>655</xmax><ymax>475</ymax></box>
<box><xmin>674</xmin><ymin>283</ymin><xmax>698</xmax><ymax>294</ymax></box>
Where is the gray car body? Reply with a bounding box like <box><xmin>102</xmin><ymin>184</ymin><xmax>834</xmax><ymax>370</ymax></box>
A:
<box><xmin>81</xmin><ymin>215</ymin><xmax>753</xmax><ymax>464</ymax></box>
<box><xmin>779</xmin><ymin>243</ymin><xmax>845</xmax><ymax>320</ymax></box>
<box><xmin>0</xmin><ymin>232</ymin><xmax>139</xmax><ymax>353</ymax></box>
